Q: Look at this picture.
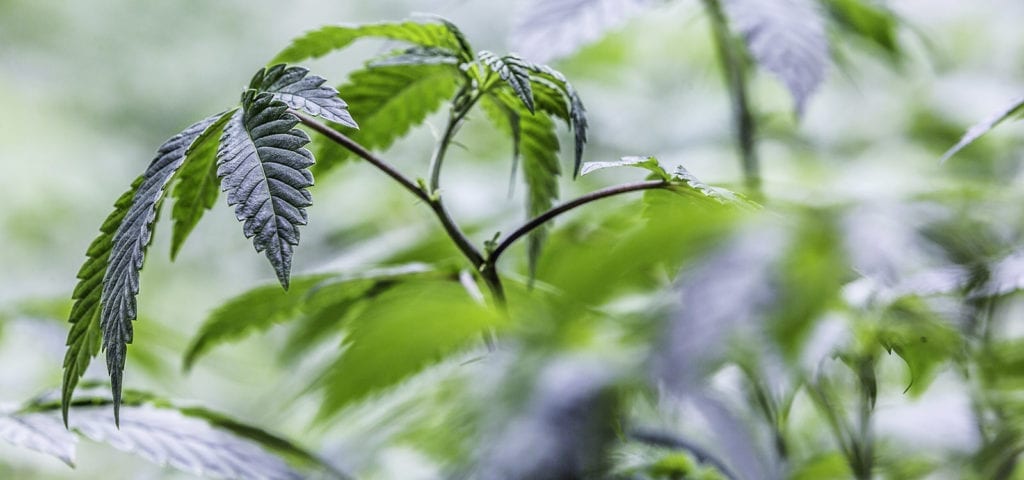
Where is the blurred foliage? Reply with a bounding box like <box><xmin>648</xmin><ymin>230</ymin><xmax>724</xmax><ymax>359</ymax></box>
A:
<box><xmin>4</xmin><ymin>0</ymin><xmax>1024</xmax><ymax>479</ymax></box>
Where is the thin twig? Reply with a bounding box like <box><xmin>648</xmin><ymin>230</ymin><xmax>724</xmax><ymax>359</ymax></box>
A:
<box><xmin>486</xmin><ymin>180</ymin><xmax>669</xmax><ymax>265</ymax></box>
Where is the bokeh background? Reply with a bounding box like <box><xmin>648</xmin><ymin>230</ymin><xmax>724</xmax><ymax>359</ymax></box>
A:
<box><xmin>2</xmin><ymin>0</ymin><xmax>1023</xmax><ymax>478</ymax></box>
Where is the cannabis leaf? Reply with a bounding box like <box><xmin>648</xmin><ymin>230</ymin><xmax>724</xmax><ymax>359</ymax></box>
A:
<box><xmin>510</xmin><ymin>0</ymin><xmax>655</xmax><ymax>63</ymax></box>
<box><xmin>100</xmin><ymin>113</ymin><xmax>224</xmax><ymax>423</ymax></box>
<box><xmin>940</xmin><ymin>95</ymin><xmax>1024</xmax><ymax>163</ymax></box>
<box><xmin>369</xmin><ymin>46</ymin><xmax>461</xmax><ymax>67</ymax></box>
<box><xmin>0</xmin><ymin>410</ymin><xmax>77</xmax><ymax>466</ymax></box>
<box><xmin>62</xmin><ymin>180</ymin><xmax>141</xmax><ymax>426</ymax></box>
<box><xmin>824</xmin><ymin>0</ymin><xmax>901</xmax><ymax>59</ymax></box>
<box><xmin>217</xmin><ymin>90</ymin><xmax>314</xmax><ymax>290</ymax></box>
<box><xmin>312</xmin><ymin>63</ymin><xmax>460</xmax><ymax>174</ymax></box>
<box><xmin>580</xmin><ymin>155</ymin><xmax>671</xmax><ymax>180</ymax></box>
<box><xmin>479</xmin><ymin>51</ymin><xmax>535</xmax><ymax>113</ymax></box>
<box><xmin>272</xmin><ymin>20</ymin><xmax>473</xmax><ymax>66</ymax></box>
<box><xmin>169</xmin><ymin>110</ymin><xmax>236</xmax><ymax>259</ymax></box>
<box><xmin>314</xmin><ymin>280</ymin><xmax>499</xmax><ymax>418</ymax></box>
<box><xmin>183</xmin><ymin>275</ymin><xmax>332</xmax><ymax>370</ymax></box>
<box><xmin>721</xmin><ymin>0</ymin><xmax>829</xmax><ymax>115</ymax></box>
<box><xmin>71</xmin><ymin>405</ymin><xmax>302</xmax><ymax>480</ymax></box>
<box><xmin>252</xmin><ymin>64</ymin><xmax>358</xmax><ymax>128</ymax></box>
<box><xmin>523</xmin><ymin>63</ymin><xmax>588</xmax><ymax>176</ymax></box>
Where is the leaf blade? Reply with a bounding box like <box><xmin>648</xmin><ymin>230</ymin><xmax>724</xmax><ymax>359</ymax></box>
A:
<box><xmin>940</xmin><ymin>95</ymin><xmax>1024</xmax><ymax>163</ymax></box>
<box><xmin>253</xmin><ymin>65</ymin><xmax>357</xmax><ymax>128</ymax></box>
<box><xmin>272</xmin><ymin>21</ymin><xmax>471</xmax><ymax>66</ymax></box>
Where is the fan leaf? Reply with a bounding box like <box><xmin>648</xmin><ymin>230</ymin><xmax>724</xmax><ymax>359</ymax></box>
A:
<box><xmin>523</xmin><ymin>63</ymin><xmax>588</xmax><ymax>177</ymax></box>
<box><xmin>510</xmin><ymin>0</ymin><xmax>654</xmax><ymax>63</ymax></box>
<box><xmin>182</xmin><ymin>275</ymin><xmax>332</xmax><ymax>371</ymax></box>
<box><xmin>580</xmin><ymin>155</ymin><xmax>670</xmax><ymax>180</ymax></box>
<box><xmin>100</xmin><ymin>113</ymin><xmax>224</xmax><ymax>423</ymax></box>
<box><xmin>272</xmin><ymin>20</ymin><xmax>473</xmax><ymax>66</ymax></box>
<box><xmin>0</xmin><ymin>411</ymin><xmax>77</xmax><ymax>467</ymax></box>
<box><xmin>314</xmin><ymin>280</ymin><xmax>499</xmax><ymax>418</ymax></box>
<box><xmin>721</xmin><ymin>0</ymin><xmax>829</xmax><ymax>115</ymax></box>
<box><xmin>169</xmin><ymin>109</ymin><xmax>237</xmax><ymax>259</ymax></box>
<box><xmin>217</xmin><ymin>90</ymin><xmax>314</xmax><ymax>290</ymax></box>
<box><xmin>70</xmin><ymin>405</ymin><xmax>302</xmax><ymax>480</ymax></box>
<box><xmin>312</xmin><ymin>63</ymin><xmax>461</xmax><ymax>174</ymax></box>
<box><xmin>251</xmin><ymin>64</ymin><xmax>357</xmax><ymax>128</ymax></box>
<box><xmin>62</xmin><ymin>179</ymin><xmax>141</xmax><ymax>426</ymax></box>
<box><xmin>479</xmin><ymin>51</ymin><xmax>535</xmax><ymax>113</ymax></box>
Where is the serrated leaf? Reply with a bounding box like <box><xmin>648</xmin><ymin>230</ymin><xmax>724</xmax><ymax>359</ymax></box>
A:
<box><xmin>100</xmin><ymin>113</ymin><xmax>224</xmax><ymax>422</ymax></box>
<box><xmin>62</xmin><ymin>179</ymin><xmax>141</xmax><ymax>426</ymax></box>
<box><xmin>314</xmin><ymin>280</ymin><xmax>499</xmax><ymax>418</ymax></box>
<box><xmin>251</xmin><ymin>64</ymin><xmax>357</xmax><ymax>128</ymax></box>
<box><xmin>312</xmin><ymin>63</ymin><xmax>460</xmax><ymax>174</ymax></box>
<box><xmin>510</xmin><ymin>0</ymin><xmax>654</xmax><ymax>63</ymax></box>
<box><xmin>183</xmin><ymin>275</ymin><xmax>332</xmax><ymax>370</ymax></box>
<box><xmin>0</xmin><ymin>411</ymin><xmax>77</xmax><ymax>467</ymax></box>
<box><xmin>169</xmin><ymin>109</ymin><xmax>236</xmax><ymax>259</ymax></box>
<box><xmin>483</xmin><ymin>90</ymin><xmax>561</xmax><ymax>278</ymax></box>
<box><xmin>721</xmin><ymin>0</ymin><xmax>829</xmax><ymax>115</ymax></box>
<box><xmin>272</xmin><ymin>20</ymin><xmax>472</xmax><ymax>66</ymax></box>
<box><xmin>480</xmin><ymin>94</ymin><xmax>523</xmax><ymax>192</ymax></box>
<box><xmin>523</xmin><ymin>63</ymin><xmax>588</xmax><ymax>176</ymax></box>
<box><xmin>369</xmin><ymin>46</ymin><xmax>461</xmax><ymax>68</ymax></box>
<box><xmin>479</xmin><ymin>51</ymin><xmax>535</xmax><ymax>113</ymax></box>
<box><xmin>876</xmin><ymin>297</ymin><xmax>962</xmax><ymax>395</ymax></box>
<box><xmin>217</xmin><ymin>91</ymin><xmax>314</xmax><ymax>290</ymax></box>
<box><xmin>70</xmin><ymin>405</ymin><xmax>302</xmax><ymax>480</ymax></box>
<box><xmin>668</xmin><ymin>165</ymin><xmax>753</xmax><ymax>207</ymax></box>
<box><xmin>940</xmin><ymin>95</ymin><xmax>1024</xmax><ymax>163</ymax></box>
<box><xmin>580</xmin><ymin>156</ymin><xmax>670</xmax><ymax>180</ymax></box>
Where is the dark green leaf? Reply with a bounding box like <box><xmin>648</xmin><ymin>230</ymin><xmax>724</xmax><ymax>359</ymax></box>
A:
<box><xmin>272</xmin><ymin>20</ymin><xmax>472</xmax><ymax>66</ymax></box>
<box><xmin>100</xmin><ymin>113</ymin><xmax>223</xmax><ymax>423</ymax></box>
<box><xmin>479</xmin><ymin>51</ymin><xmax>535</xmax><ymax>113</ymax></box>
<box><xmin>523</xmin><ymin>63</ymin><xmax>588</xmax><ymax>176</ymax></box>
<box><xmin>62</xmin><ymin>180</ymin><xmax>140</xmax><ymax>426</ymax></box>
<box><xmin>721</xmin><ymin>0</ymin><xmax>829</xmax><ymax>115</ymax></box>
<box><xmin>314</xmin><ymin>280</ymin><xmax>499</xmax><ymax>418</ymax></box>
<box><xmin>940</xmin><ymin>95</ymin><xmax>1024</xmax><ymax>163</ymax></box>
<box><xmin>580</xmin><ymin>156</ymin><xmax>671</xmax><ymax>180</ymax></box>
<box><xmin>312</xmin><ymin>63</ymin><xmax>460</xmax><ymax>174</ymax></box>
<box><xmin>182</xmin><ymin>275</ymin><xmax>332</xmax><ymax>370</ymax></box>
<box><xmin>217</xmin><ymin>91</ymin><xmax>314</xmax><ymax>289</ymax></box>
<box><xmin>169</xmin><ymin>109</ymin><xmax>236</xmax><ymax>259</ymax></box>
<box><xmin>251</xmin><ymin>64</ymin><xmax>357</xmax><ymax>128</ymax></box>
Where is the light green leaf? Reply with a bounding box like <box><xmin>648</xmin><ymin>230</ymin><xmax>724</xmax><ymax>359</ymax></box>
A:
<box><xmin>314</xmin><ymin>280</ymin><xmax>500</xmax><ymax>418</ymax></box>
<box><xmin>182</xmin><ymin>275</ymin><xmax>332</xmax><ymax>370</ymax></box>
<box><xmin>312</xmin><ymin>63</ymin><xmax>461</xmax><ymax>174</ymax></box>
<box><xmin>580</xmin><ymin>156</ymin><xmax>670</xmax><ymax>180</ymax></box>
<box><xmin>169</xmin><ymin>109</ymin><xmax>236</xmax><ymax>259</ymax></box>
<box><xmin>272</xmin><ymin>20</ymin><xmax>473</xmax><ymax>66</ymax></box>
<box><xmin>824</xmin><ymin>0</ymin><xmax>901</xmax><ymax>58</ymax></box>
<box><xmin>941</xmin><ymin>95</ymin><xmax>1024</xmax><ymax>163</ymax></box>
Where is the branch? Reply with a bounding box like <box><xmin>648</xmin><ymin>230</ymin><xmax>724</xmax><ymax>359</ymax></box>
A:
<box><xmin>486</xmin><ymin>180</ymin><xmax>668</xmax><ymax>265</ymax></box>
<box><xmin>294</xmin><ymin>111</ymin><xmax>486</xmax><ymax>269</ymax></box>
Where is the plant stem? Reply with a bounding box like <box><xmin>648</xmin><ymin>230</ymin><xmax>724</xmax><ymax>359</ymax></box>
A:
<box><xmin>486</xmin><ymin>180</ymin><xmax>669</xmax><ymax>266</ymax></box>
<box><xmin>703</xmin><ymin>0</ymin><xmax>761</xmax><ymax>199</ymax></box>
<box><xmin>428</xmin><ymin>87</ymin><xmax>479</xmax><ymax>194</ymax></box>
<box><xmin>294</xmin><ymin>111</ymin><xmax>487</xmax><ymax>278</ymax></box>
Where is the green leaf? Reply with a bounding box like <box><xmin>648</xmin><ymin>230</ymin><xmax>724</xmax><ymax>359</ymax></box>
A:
<box><xmin>369</xmin><ymin>46</ymin><xmax>461</xmax><ymax>68</ymax></box>
<box><xmin>182</xmin><ymin>275</ymin><xmax>332</xmax><ymax>371</ymax></box>
<box><xmin>483</xmin><ymin>90</ymin><xmax>562</xmax><ymax>278</ymax></box>
<box><xmin>272</xmin><ymin>20</ymin><xmax>473</xmax><ymax>66</ymax></box>
<box><xmin>0</xmin><ymin>410</ymin><xmax>77</xmax><ymax>467</ymax></box>
<box><xmin>940</xmin><ymin>95</ymin><xmax>1024</xmax><ymax>163</ymax></box>
<box><xmin>824</xmin><ymin>0</ymin><xmax>901</xmax><ymax>58</ymax></box>
<box><xmin>251</xmin><ymin>64</ymin><xmax>358</xmax><ymax>128</ymax></box>
<box><xmin>217</xmin><ymin>90</ymin><xmax>314</xmax><ymax>289</ymax></box>
<box><xmin>169</xmin><ymin>109</ymin><xmax>236</xmax><ymax>259</ymax></box>
<box><xmin>100</xmin><ymin>113</ymin><xmax>224</xmax><ymax>423</ymax></box>
<box><xmin>721</xmin><ymin>0</ymin><xmax>830</xmax><ymax>115</ymax></box>
<box><xmin>580</xmin><ymin>156</ymin><xmax>671</xmax><ymax>180</ymax></box>
<box><xmin>523</xmin><ymin>63</ymin><xmax>588</xmax><ymax>176</ymax></box>
<box><xmin>312</xmin><ymin>63</ymin><xmax>461</xmax><ymax>174</ymax></box>
<box><xmin>62</xmin><ymin>179</ymin><xmax>140</xmax><ymax>426</ymax></box>
<box><xmin>479</xmin><ymin>51</ymin><xmax>535</xmax><ymax>113</ymax></box>
<box><xmin>480</xmin><ymin>93</ymin><xmax>523</xmax><ymax>188</ymax></box>
<box><xmin>314</xmin><ymin>280</ymin><xmax>499</xmax><ymax>418</ymax></box>
<box><xmin>876</xmin><ymin>297</ymin><xmax>962</xmax><ymax>395</ymax></box>
<box><xmin>667</xmin><ymin>165</ymin><xmax>754</xmax><ymax>207</ymax></box>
